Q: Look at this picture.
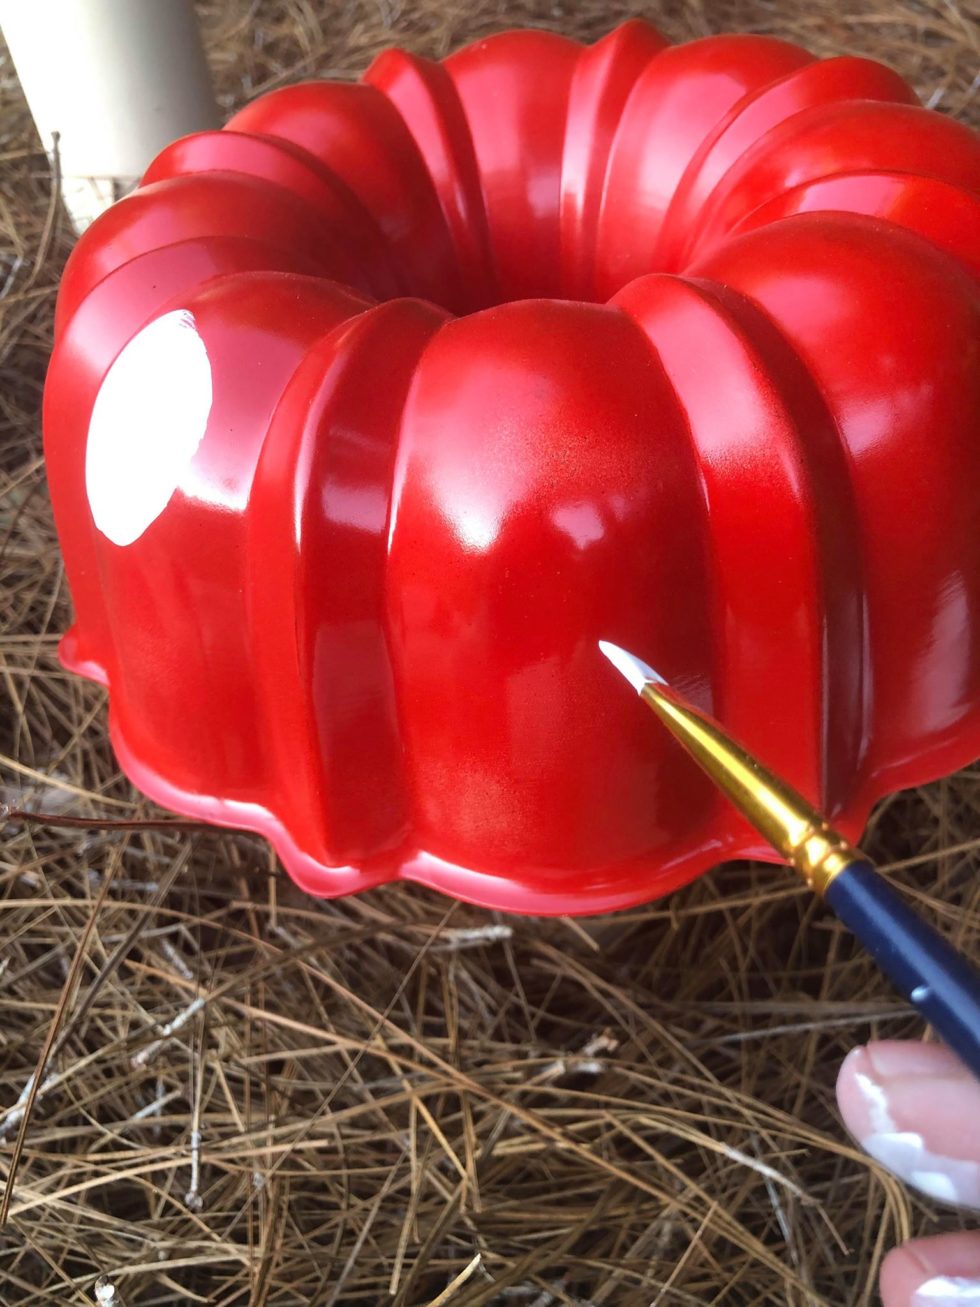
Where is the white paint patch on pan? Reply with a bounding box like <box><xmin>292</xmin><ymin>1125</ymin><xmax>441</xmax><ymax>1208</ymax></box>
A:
<box><xmin>86</xmin><ymin>309</ymin><xmax>212</xmax><ymax>546</ymax></box>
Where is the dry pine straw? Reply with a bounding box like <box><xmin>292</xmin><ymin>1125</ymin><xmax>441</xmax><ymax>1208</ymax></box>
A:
<box><xmin>0</xmin><ymin>0</ymin><xmax>978</xmax><ymax>1303</ymax></box>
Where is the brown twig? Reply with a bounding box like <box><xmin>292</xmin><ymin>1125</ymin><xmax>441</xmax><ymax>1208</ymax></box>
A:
<box><xmin>1</xmin><ymin>804</ymin><xmax>209</xmax><ymax>834</ymax></box>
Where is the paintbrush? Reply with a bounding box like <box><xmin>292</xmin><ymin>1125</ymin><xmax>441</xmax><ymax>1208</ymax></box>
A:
<box><xmin>599</xmin><ymin>641</ymin><xmax>980</xmax><ymax>1080</ymax></box>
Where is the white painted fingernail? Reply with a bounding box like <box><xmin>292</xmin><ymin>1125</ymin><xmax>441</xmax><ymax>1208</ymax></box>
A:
<box><xmin>852</xmin><ymin>1068</ymin><xmax>980</xmax><ymax>1209</ymax></box>
<box><xmin>912</xmin><ymin>1275</ymin><xmax>980</xmax><ymax>1304</ymax></box>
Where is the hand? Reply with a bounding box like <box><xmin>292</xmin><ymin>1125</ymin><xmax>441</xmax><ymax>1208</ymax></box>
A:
<box><xmin>837</xmin><ymin>1041</ymin><xmax>980</xmax><ymax>1305</ymax></box>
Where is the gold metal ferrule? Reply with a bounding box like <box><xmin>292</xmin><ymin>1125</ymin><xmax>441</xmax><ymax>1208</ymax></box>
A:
<box><xmin>638</xmin><ymin>681</ymin><xmax>859</xmax><ymax>895</ymax></box>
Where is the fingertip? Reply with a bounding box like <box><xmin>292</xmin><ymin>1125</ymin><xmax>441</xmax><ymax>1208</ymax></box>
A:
<box><xmin>865</xmin><ymin>1041</ymin><xmax>972</xmax><ymax>1081</ymax></box>
<box><xmin>880</xmin><ymin>1233</ymin><xmax>980</xmax><ymax>1306</ymax></box>
<box><xmin>837</xmin><ymin>1042</ymin><xmax>868</xmax><ymax>1095</ymax></box>
<box><xmin>880</xmin><ymin>1243</ymin><xmax>918</xmax><ymax>1307</ymax></box>
<box><xmin>836</xmin><ymin>1039</ymin><xmax>980</xmax><ymax>1210</ymax></box>
<box><xmin>836</xmin><ymin>1043</ymin><xmax>891</xmax><ymax>1141</ymax></box>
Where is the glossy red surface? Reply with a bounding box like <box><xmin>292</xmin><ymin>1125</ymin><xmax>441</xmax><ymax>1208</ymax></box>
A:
<box><xmin>44</xmin><ymin>21</ymin><xmax>980</xmax><ymax>914</ymax></box>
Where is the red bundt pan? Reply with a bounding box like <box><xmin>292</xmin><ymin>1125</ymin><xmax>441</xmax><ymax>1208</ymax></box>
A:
<box><xmin>44</xmin><ymin>21</ymin><xmax>980</xmax><ymax>914</ymax></box>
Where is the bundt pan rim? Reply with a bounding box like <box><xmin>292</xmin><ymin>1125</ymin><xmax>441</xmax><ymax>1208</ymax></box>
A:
<box><xmin>66</xmin><ymin>681</ymin><xmax>980</xmax><ymax>916</ymax></box>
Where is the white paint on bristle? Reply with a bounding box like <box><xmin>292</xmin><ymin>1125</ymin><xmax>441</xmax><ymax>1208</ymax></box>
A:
<box><xmin>95</xmin><ymin>1277</ymin><xmax>116</xmax><ymax>1305</ymax></box>
<box><xmin>439</xmin><ymin>924</ymin><xmax>513</xmax><ymax>949</ymax></box>
<box><xmin>86</xmin><ymin>309</ymin><xmax>212</xmax><ymax>546</ymax></box>
<box><xmin>598</xmin><ymin>640</ymin><xmax>664</xmax><ymax>693</ymax></box>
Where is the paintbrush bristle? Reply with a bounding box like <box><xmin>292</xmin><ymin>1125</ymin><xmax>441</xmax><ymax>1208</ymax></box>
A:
<box><xmin>598</xmin><ymin>641</ymin><xmax>665</xmax><ymax>693</ymax></box>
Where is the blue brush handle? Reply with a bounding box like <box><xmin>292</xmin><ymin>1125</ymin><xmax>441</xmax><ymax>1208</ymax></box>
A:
<box><xmin>824</xmin><ymin>861</ymin><xmax>980</xmax><ymax>1079</ymax></box>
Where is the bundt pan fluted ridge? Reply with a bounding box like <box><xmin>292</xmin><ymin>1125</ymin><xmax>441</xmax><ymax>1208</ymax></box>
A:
<box><xmin>44</xmin><ymin>20</ymin><xmax>980</xmax><ymax>913</ymax></box>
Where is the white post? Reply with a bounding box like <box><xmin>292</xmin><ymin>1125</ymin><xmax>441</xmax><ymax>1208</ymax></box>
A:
<box><xmin>0</xmin><ymin>0</ymin><xmax>219</xmax><ymax>231</ymax></box>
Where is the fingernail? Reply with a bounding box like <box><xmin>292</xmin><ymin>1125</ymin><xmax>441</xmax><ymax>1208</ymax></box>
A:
<box><xmin>912</xmin><ymin>1275</ymin><xmax>980</xmax><ymax>1304</ymax></box>
<box><xmin>836</xmin><ymin>1045</ymin><xmax>980</xmax><ymax>1209</ymax></box>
